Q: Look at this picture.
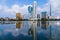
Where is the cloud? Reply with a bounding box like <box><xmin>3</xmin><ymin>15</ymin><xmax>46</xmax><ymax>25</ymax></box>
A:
<box><xmin>50</xmin><ymin>0</ymin><xmax>60</xmax><ymax>16</ymax></box>
<box><xmin>0</xmin><ymin>3</ymin><xmax>35</xmax><ymax>18</ymax></box>
<box><xmin>0</xmin><ymin>4</ymin><xmax>33</xmax><ymax>15</ymax></box>
<box><xmin>0</xmin><ymin>4</ymin><xmax>42</xmax><ymax>18</ymax></box>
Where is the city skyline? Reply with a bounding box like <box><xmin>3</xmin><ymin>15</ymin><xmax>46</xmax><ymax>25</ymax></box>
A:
<box><xmin>0</xmin><ymin>0</ymin><xmax>60</xmax><ymax>19</ymax></box>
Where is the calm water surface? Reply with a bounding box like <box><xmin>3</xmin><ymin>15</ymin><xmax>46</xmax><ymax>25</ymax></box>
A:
<box><xmin>0</xmin><ymin>21</ymin><xmax>60</xmax><ymax>40</ymax></box>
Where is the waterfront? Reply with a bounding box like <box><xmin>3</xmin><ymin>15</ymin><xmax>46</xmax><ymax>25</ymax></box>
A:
<box><xmin>0</xmin><ymin>21</ymin><xmax>60</xmax><ymax>40</ymax></box>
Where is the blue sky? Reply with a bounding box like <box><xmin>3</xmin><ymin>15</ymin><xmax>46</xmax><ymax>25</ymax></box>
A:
<box><xmin>0</xmin><ymin>0</ymin><xmax>48</xmax><ymax>6</ymax></box>
<box><xmin>0</xmin><ymin>0</ymin><xmax>60</xmax><ymax>19</ymax></box>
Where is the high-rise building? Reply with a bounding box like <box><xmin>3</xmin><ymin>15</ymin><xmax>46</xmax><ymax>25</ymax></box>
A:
<box><xmin>28</xmin><ymin>5</ymin><xmax>33</xmax><ymax>20</ymax></box>
<box><xmin>28</xmin><ymin>1</ymin><xmax>37</xmax><ymax>20</ymax></box>
<box><xmin>33</xmin><ymin>1</ymin><xmax>37</xmax><ymax>20</ymax></box>
<box><xmin>16</xmin><ymin>13</ymin><xmax>24</xmax><ymax>20</ymax></box>
<box><xmin>41</xmin><ymin>12</ymin><xmax>47</xmax><ymax>19</ymax></box>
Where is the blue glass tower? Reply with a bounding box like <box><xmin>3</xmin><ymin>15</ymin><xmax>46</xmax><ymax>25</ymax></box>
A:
<box><xmin>28</xmin><ymin>5</ymin><xmax>33</xmax><ymax>20</ymax></box>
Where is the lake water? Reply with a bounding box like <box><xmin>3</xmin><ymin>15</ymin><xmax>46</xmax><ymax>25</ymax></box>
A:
<box><xmin>0</xmin><ymin>21</ymin><xmax>60</xmax><ymax>40</ymax></box>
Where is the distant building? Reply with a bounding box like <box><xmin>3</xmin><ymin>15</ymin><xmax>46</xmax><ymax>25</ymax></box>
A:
<box><xmin>16</xmin><ymin>13</ymin><xmax>20</xmax><ymax>20</ymax></box>
<box><xmin>37</xmin><ymin>14</ymin><xmax>40</xmax><ymax>20</ymax></box>
<box><xmin>0</xmin><ymin>18</ymin><xmax>5</xmax><ymax>21</ymax></box>
<box><xmin>41</xmin><ymin>12</ymin><xmax>47</xmax><ymax>19</ymax></box>
<box><xmin>41</xmin><ymin>11</ymin><xmax>49</xmax><ymax>21</ymax></box>
<box><xmin>4</xmin><ymin>17</ymin><xmax>10</xmax><ymax>21</ymax></box>
<box><xmin>16</xmin><ymin>13</ymin><xmax>24</xmax><ymax>20</ymax></box>
<box><xmin>49</xmin><ymin>16</ymin><xmax>60</xmax><ymax>19</ymax></box>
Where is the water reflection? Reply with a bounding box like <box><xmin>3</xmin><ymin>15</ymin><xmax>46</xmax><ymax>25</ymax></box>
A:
<box><xmin>28</xmin><ymin>21</ymin><xmax>37</xmax><ymax>40</ymax></box>
<box><xmin>41</xmin><ymin>21</ymin><xmax>49</xmax><ymax>29</ymax></box>
<box><xmin>37</xmin><ymin>21</ymin><xmax>40</xmax><ymax>27</ymax></box>
<box><xmin>28</xmin><ymin>21</ymin><xmax>49</xmax><ymax>40</ymax></box>
<box><xmin>0</xmin><ymin>21</ymin><xmax>60</xmax><ymax>40</ymax></box>
<box><xmin>16</xmin><ymin>21</ymin><xmax>24</xmax><ymax>29</ymax></box>
<box><xmin>12</xmin><ymin>21</ymin><xmax>24</xmax><ymax>37</ymax></box>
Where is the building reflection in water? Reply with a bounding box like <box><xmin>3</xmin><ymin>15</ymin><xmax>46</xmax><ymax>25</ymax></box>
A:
<box><xmin>28</xmin><ymin>21</ymin><xmax>50</xmax><ymax>40</ymax></box>
<box><xmin>12</xmin><ymin>21</ymin><xmax>24</xmax><ymax>37</ymax></box>
<box><xmin>41</xmin><ymin>21</ymin><xmax>49</xmax><ymax>29</ymax></box>
<box><xmin>16</xmin><ymin>21</ymin><xmax>24</xmax><ymax>29</ymax></box>
<box><xmin>28</xmin><ymin>21</ymin><xmax>37</xmax><ymax>40</ymax></box>
<box><xmin>37</xmin><ymin>21</ymin><xmax>40</xmax><ymax>27</ymax></box>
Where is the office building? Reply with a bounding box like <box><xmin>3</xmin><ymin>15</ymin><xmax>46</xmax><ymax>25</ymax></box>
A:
<box><xmin>41</xmin><ymin>11</ymin><xmax>47</xmax><ymax>19</ymax></box>
<box><xmin>28</xmin><ymin>5</ymin><xmax>33</xmax><ymax>20</ymax></box>
<box><xmin>37</xmin><ymin>14</ymin><xmax>40</xmax><ymax>20</ymax></box>
<box><xmin>16</xmin><ymin>13</ymin><xmax>24</xmax><ymax>20</ymax></box>
<box><xmin>28</xmin><ymin>1</ymin><xmax>37</xmax><ymax>20</ymax></box>
<box><xmin>33</xmin><ymin>1</ymin><xmax>37</xmax><ymax>20</ymax></box>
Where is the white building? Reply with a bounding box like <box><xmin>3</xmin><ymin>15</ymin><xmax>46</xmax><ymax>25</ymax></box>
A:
<box><xmin>33</xmin><ymin>1</ymin><xmax>37</xmax><ymax>20</ymax></box>
<box><xmin>49</xmin><ymin>16</ymin><xmax>60</xmax><ymax>19</ymax></box>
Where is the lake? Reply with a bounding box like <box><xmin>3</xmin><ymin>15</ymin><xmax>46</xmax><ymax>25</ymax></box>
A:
<box><xmin>0</xmin><ymin>21</ymin><xmax>60</xmax><ymax>40</ymax></box>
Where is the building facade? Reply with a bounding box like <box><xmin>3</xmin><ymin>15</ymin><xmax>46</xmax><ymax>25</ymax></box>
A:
<box><xmin>16</xmin><ymin>13</ymin><xmax>23</xmax><ymax>20</ymax></box>
<box><xmin>33</xmin><ymin>1</ymin><xmax>37</xmax><ymax>20</ymax></box>
<box><xmin>28</xmin><ymin>1</ymin><xmax>37</xmax><ymax>20</ymax></box>
<box><xmin>41</xmin><ymin>12</ymin><xmax>47</xmax><ymax>19</ymax></box>
<box><xmin>28</xmin><ymin>6</ymin><xmax>33</xmax><ymax>20</ymax></box>
<box><xmin>37</xmin><ymin>14</ymin><xmax>40</xmax><ymax>20</ymax></box>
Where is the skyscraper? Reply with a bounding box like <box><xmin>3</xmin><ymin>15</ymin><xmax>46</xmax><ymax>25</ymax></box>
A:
<box><xmin>28</xmin><ymin>5</ymin><xmax>33</xmax><ymax>20</ymax></box>
<box><xmin>33</xmin><ymin>1</ymin><xmax>37</xmax><ymax>20</ymax></box>
<box><xmin>28</xmin><ymin>1</ymin><xmax>37</xmax><ymax>20</ymax></box>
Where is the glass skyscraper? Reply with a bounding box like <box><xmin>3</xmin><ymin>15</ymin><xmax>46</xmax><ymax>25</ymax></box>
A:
<box><xmin>28</xmin><ymin>1</ymin><xmax>37</xmax><ymax>20</ymax></box>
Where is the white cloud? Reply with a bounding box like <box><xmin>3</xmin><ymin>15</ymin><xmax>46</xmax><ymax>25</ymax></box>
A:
<box><xmin>50</xmin><ymin>0</ymin><xmax>60</xmax><ymax>16</ymax></box>
<box><xmin>0</xmin><ymin>4</ymin><xmax>34</xmax><ymax>16</ymax></box>
<box><xmin>12</xmin><ymin>4</ymin><xmax>20</xmax><ymax>13</ymax></box>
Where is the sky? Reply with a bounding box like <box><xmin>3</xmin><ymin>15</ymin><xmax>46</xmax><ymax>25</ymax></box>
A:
<box><xmin>0</xmin><ymin>0</ymin><xmax>60</xmax><ymax>19</ymax></box>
